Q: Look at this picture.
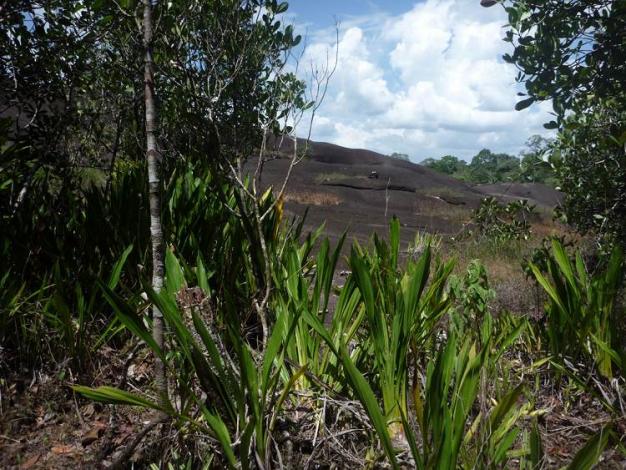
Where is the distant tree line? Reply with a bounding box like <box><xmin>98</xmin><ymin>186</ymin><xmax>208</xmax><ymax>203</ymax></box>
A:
<box><xmin>421</xmin><ymin>135</ymin><xmax>556</xmax><ymax>186</ymax></box>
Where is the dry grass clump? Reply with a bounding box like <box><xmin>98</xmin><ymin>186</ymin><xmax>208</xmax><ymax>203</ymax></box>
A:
<box><xmin>274</xmin><ymin>394</ymin><xmax>382</xmax><ymax>469</ymax></box>
<box><xmin>414</xmin><ymin>198</ymin><xmax>471</xmax><ymax>225</ymax></box>
<box><xmin>414</xmin><ymin>186</ymin><xmax>468</xmax><ymax>202</ymax></box>
<box><xmin>446</xmin><ymin>239</ymin><xmax>536</xmax><ymax>314</ymax></box>
<box><xmin>446</xmin><ymin>229</ymin><xmax>545</xmax><ymax>315</ymax></box>
<box><xmin>486</xmin><ymin>259</ymin><xmax>543</xmax><ymax>316</ymax></box>
<box><xmin>285</xmin><ymin>191</ymin><xmax>342</xmax><ymax>206</ymax></box>
<box><xmin>444</xmin><ymin>215</ymin><xmax>581</xmax><ymax>317</ymax></box>
<box><xmin>314</xmin><ymin>172</ymin><xmax>355</xmax><ymax>184</ymax></box>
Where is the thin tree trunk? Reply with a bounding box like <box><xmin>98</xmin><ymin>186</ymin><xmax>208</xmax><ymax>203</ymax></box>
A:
<box><xmin>105</xmin><ymin>113</ymin><xmax>122</xmax><ymax>197</ymax></box>
<box><xmin>142</xmin><ymin>0</ymin><xmax>167</xmax><ymax>406</ymax></box>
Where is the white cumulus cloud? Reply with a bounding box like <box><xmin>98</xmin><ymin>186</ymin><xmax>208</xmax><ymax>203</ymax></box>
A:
<box><xmin>295</xmin><ymin>0</ymin><xmax>554</xmax><ymax>161</ymax></box>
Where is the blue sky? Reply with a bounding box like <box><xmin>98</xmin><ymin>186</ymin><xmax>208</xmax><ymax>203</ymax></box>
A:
<box><xmin>282</xmin><ymin>0</ymin><xmax>554</xmax><ymax>162</ymax></box>
<box><xmin>288</xmin><ymin>0</ymin><xmax>416</xmax><ymax>27</ymax></box>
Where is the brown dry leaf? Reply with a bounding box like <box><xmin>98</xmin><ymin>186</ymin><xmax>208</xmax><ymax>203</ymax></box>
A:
<box><xmin>51</xmin><ymin>444</ymin><xmax>75</xmax><ymax>455</ymax></box>
<box><xmin>82</xmin><ymin>404</ymin><xmax>95</xmax><ymax>418</ymax></box>
<box><xmin>20</xmin><ymin>454</ymin><xmax>41</xmax><ymax>469</ymax></box>
<box><xmin>81</xmin><ymin>425</ymin><xmax>104</xmax><ymax>447</ymax></box>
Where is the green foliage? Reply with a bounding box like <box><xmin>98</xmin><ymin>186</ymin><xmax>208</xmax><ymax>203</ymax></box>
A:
<box><xmin>339</xmin><ymin>311</ymin><xmax>528</xmax><ymax>470</ymax></box>
<box><xmin>468</xmin><ymin>149</ymin><xmax>521</xmax><ymax>184</ymax></box>
<box><xmin>423</xmin><ymin>143</ymin><xmax>556</xmax><ymax>185</ymax></box>
<box><xmin>496</xmin><ymin>0</ymin><xmax>625</xmax><ymax>248</ymax></box>
<box><xmin>154</xmin><ymin>0</ymin><xmax>307</xmax><ymax>159</ymax></box>
<box><xmin>348</xmin><ymin>219</ymin><xmax>454</xmax><ymax>439</ymax></box>
<box><xmin>303</xmin><ymin>242</ymin><xmax>530</xmax><ymax>469</ymax></box>
<box><xmin>469</xmin><ymin>197</ymin><xmax>536</xmax><ymax>243</ymax></box>
<box><xmin>80</xmin><ymin>244</ymin><xmax>306</xmax><ymax>469</ymax></box>
<box><xmin>414</xmin><ymin>330</ymin><xmax>525</xmax><ymax>470</ymax></box>
<box><xmin>446</xmin><ymin>261</ymin><xmax>534</xmax><ymax>468</ymax></box>
<box><xmin>416</xmin><ymin>332</ymin><xmax>489</xmax><ymax>469</ymax></box>
<box><xmin>0</xmin><ymin>0</ymin><xmax>307</xmax><ymax>281</ymax></box>
<box><xmin>449</xmin><ymin>260</ymin><xmax>495</xmax><ymax>335</ymax></box>
<box><xmin>566</xmin><ymin>425</ymin><xmax>613</xmax><ymax>470</ymax></box>
<box><xmin>422</xmin><ymin>155</ymin><xmax>466</xmax><ymax>176</ymax></box>
<box><xmin>519</xmin><ymin>135</ymin><xmax>557</xmax><ymax>185</ymax></box>
<box><xmin>552</xmin><ymin>99</ymin><xmax>626</xmax><ymax>250</ymax></box>
<box><xmin>70</xmin><ymin>209</ymin><xmax>624</xmax><ymax>467</ymax></box>
<box><xmin>0</xmin><ymin>156</ymin><xmax>284</xmax><ymax>368</ymax></box>
<box><xmin>500</xmin><ymin>0</ymin><xmax>625</xmax><ymax>120</ymax></box>
<box><xmin>274</xmin><ymin>231</ymin><xmax>364</xmax><ymax>392</ymax></box>
<box><xmin>3</xmin><ymin>0</ymin><xmax>626</xmax><ymax>467</ymax></box>
<box><xmin>528</xmin><ymin>239</ymin><xmax>624</xmax><ymax>378</ymax></box>
<box><xmin>0</xmin><ymin>0</ymin><xmax>311</xmax><ymax>371</ymax></box>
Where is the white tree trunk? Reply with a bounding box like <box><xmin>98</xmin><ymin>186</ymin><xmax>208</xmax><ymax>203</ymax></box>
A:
<box><xmin>142</xmin><ymin>0</ymin><xmax>167</xmax><ymax>405</ymax></box>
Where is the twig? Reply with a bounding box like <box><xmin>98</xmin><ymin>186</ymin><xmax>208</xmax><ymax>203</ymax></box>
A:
<box><xmin>0</xmin><ymin>434</ymin><xmax>21</xmax><ymax>443</ymax></box>
<box><xmin>73</xmin><ymin>392</ymin><xmax>85</xmax><ymax>428</ymax></box>
<box><xmin>118</xmin><ymin>340</ymin><xmax>144</xmax><ymax>390</ymax></box>
<box><xmin>109</xmin><ymin>414</ymin><xmax>169</xmax><ymax>470</ymax></box>
<box><xmin>305</xmin><ymin>428</ymin><xmax>365</xmax><ymax>469</ymax></box>
<box><xmin>312</xmin><ymin>395</ymin><xmax>326</xmax><ymax>448</ymax></box>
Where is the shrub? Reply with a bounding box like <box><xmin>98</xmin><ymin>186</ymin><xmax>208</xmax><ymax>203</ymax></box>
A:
<box><xmin>528</xmin><ymin>239</ymin><xmax>624</xmax><ymax>378</ymax></box>
<box><xmin>469</xmin><ymin>197</ymin><xmax>536</xmax><ymax>243</ymax></box>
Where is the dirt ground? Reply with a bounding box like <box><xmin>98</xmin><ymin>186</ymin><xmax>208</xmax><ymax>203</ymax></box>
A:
<box><xmin>2</xmin><ymin>340</ymin><xmax>626</xmax><ymax>469</ymax></box>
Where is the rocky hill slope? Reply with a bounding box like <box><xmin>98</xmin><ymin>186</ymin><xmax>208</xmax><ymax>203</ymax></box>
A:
<box><xmin>252</xmin><ymin>139</ymin><xmax>561</xmax><ymax>245</ymax></box>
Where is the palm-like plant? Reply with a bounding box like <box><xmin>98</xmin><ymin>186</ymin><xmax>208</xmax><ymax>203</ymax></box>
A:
<box><xmin>332</xmin><ymin>314</ymin><xmax>528</xmax><ymax>470</ymax></box>
<box><xmin>77</xmin><ymin>248</ymin><xmax>304</xmax><ymax>469</ymax></box>
<box><xmin>349</xmin><ymin>218</ymin><xmax>454</xmax><ymax>441</ymax></box>
<box><xmin>529</xmin><ymin>239</ymin><xmax>624</xmax><ymax>378</ymax></box>
<box><xmin>274</xmin><ymin>232</ymin><xmax>364</xmax><ymax>391</ymax></box>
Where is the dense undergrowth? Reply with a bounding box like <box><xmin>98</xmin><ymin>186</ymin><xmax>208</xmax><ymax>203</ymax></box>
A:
<box><xmin>1</xmin><ymin>1</ymin><xmax>625</xmax><ymax>467</ymax></box>
<box><xmin>2</xmin><ymin>156</ymin><xmax>624</xmax><ymax>468</ymax></box>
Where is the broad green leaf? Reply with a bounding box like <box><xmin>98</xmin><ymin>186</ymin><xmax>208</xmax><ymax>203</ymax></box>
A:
<box><xmin>550</xmin><ymin>239</ymin><xmax>577</xmax><ymax>292</ymax></box>
<box><xmin>400</xmin><ymin>408</ymin><xmax>424</xmax><ymax>470</ymax></box>
<box><xmin>530</xmin><ymin>419</ymin><xmax>543</xmax><ymax>469</ymax></box>
<box><xmin>489</xmin><ymin>384</ymin><xmax>524</xmax><ymax>430</ymax></box>
<box><xmin>199</xmin><ymin>406</ymin><xmax>238</xmax><ymax>469</ymax></box>
<box><xmin>566</xmin><ymin>426</ymin><xmax>611</xmax><ymax>470</ymax></box>
<box><xmin>493</xmin><ymin>427</ymin><xmax>520</xmax><ymax>463</ymax></box>
<box><xmin>108</xmin><ymin>244</ymin><xmax>133</xmax><ymax>289</ymax></box>
<box><xmin>339</xmin><ymin>344</ymin><xmax>399</xmax><ymax>469</ymax></box>
<box><xmin>165</xmin><ymin>247</ymin><xmax>186</xmax><ymax>295</ymax></box>
<box><xmin>73</xmin><ymin>385</ymin><xmax>162</xmax><ymax>411</ymax></box>
<box><xmin>196</xmin><ymin>255</ymin><xmax>211</xmax><ymax>295</ymax></box>
<box><xmin>515</xmin><ymin>97</ymin><xmax>535</xmax><ymax>111</ymax></box>
<box><xmin>529</xmin><ymin>263</ymin><xmax>568</xmax><ymax>315</ymax></box>
<box><xmin>98</xmin><ymin>282</ymin><xmax>164</xmax><ymax>360</ymax></box>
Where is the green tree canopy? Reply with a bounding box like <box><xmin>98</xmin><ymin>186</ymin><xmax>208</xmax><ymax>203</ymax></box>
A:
<box><xmin>421</xmin><ymin>155</ymin><xmax>466</xmax><ymax>176</ymax></box>
<box><xmin>500</xmin><ymin>0</ymin><xmax>626</xmax><ymax>123</ymax></box>
<box><xmin>519</xmin><ymin>135</ymin><xmax>556</xmax><ymax>185</ymax></box>
<box><xmin>1</xmin><ymin>0</ymin><xmax>308</xmax><ymax>277</ymax></box>
<box><xmin>489</xmin><ymin>0</ymin><xmax>626</xmax><ymax>248</ymax></box>
<box><xmin>468</xmin><ymin>149</ymin><xmax>520</xmax><ymax>184</ymax></box>
<box><xmin>554</xmin><ymin>101</ymin><xmax>626</xmax><ymax>248</ymax></box>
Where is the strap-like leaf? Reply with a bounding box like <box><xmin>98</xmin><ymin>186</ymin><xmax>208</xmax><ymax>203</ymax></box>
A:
<box><xmin>165</xmin><ymin>247</ymin><xmax>186</xmax><ymax>295</ymax></box>
<box><xmin>98</xmin><ymin>282</ymin><xmax>164</xmax><ymax>360</ymax></box>
<box><xmin>73</xmin><ymin>385</ymin><xmax>163</xmax><ymax>411</ymax></box>
<box><xmin>489</xmin><ymin>384</ymin><xmax>524</xmax><ymax>431</ymax></box>
<box><xmin>107</xmin><ymin>244</ymin><xmax>133</xmax><ymax>289</ymax></box>
<box><xmin>566</xmin><ymin>425</ymin><xmax>612</xmax><ymax>470</ymax></box>
<box><xmin>339</xmin><ymin>343</ymin><xmax>399</xmax><ymax>470</ymax></box>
